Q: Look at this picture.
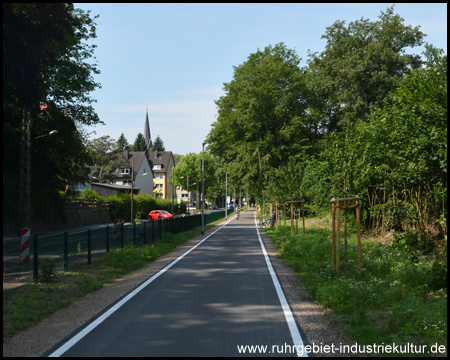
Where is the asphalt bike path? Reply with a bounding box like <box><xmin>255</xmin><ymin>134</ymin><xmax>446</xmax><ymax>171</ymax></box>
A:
<box><xmin>49</xmin><ymin>210</ymin><xmax>307</xmax><ymax>357</ymax></box>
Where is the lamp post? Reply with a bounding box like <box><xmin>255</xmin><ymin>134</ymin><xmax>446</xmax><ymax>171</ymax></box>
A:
<box><xmin>202</xmin><ymin>142</ymin><xmax>206</xmax><ymax>235</ymax></box>
<box><xmin>225</xmin><ymin>172</ymin><xmax>228</xmax><ymax>220</ymax></box>
<box><xmin>130</xmin><ymin>154</ymin><xmax>147</xmax><ymax>222</ymax></box>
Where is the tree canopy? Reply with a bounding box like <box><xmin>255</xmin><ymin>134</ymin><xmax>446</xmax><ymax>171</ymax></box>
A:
<box><xmin>207</xmin><ymin>43</ymin><xmax>311</xmax><ymax>201</ymax></box>
<box><xmin>150</xmin><ymin>135</ymin><xmax>166</xmax><ymax>152</ymax></box>
<box><xmin>206</xmin><ymin>5</ymin><xmax>446</xmax><ymax>238</ymax></box>
<box><xmin>3</xmin><ymin>3</ymin><xmax>101</xmax><ymax>227</ymax></box>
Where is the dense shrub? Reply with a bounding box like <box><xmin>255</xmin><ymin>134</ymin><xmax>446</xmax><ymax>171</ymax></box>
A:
<box><xmin>107</xmin><ymin>193</ymin><xmax>187</xmax><ymax>221</ymax></box>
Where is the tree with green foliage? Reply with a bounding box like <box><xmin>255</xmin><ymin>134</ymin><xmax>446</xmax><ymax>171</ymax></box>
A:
<box><xmin>304</xmin><ymin>5</ymin><xmax>427</xmax><ymax>205</ymax></box>
<box><xmin>88</xmin><ymin>135</ymin><xmax>129</xmax><ymax>182</ymax></box>
<box><xmin>350</xmin><ymin>45</ymin><xmax>447</xmax><ymax>235</ymax></box>
<box><xmin>3</xmin><ymin>3</ymin><xmax>101</xmax><ymax>228</ymax></box>
<box><xmin>207</xmin><ymin>43</ymin><xmax>311</xmax><ymax>203</ymax></box>
<box><xmin>306</xmin><ymin>5</ymin><xmax>424</xmax><ymax>132</ymax></box>
<box><xmin>117</xmin><ymin>132</ymin><xmax>130</xmax><ymax>152</ymax></box>
<box><xmin>172</xmin><ymin>151</ymin><xmax>221</xmax><ymax>205</ymax></box>
<box><xmin>150</xmin><ymin>135</ymin><xmax>166</xmax><ymax>152</ymax></box>
<box><xmin>131</xmin><ymin>133</ymin><xmax>147</xmax><ymax>152</ymax></box>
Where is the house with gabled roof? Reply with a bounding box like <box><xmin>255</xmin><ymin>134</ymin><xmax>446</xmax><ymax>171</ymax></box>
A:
<box><xmin>91</xmin><ymin>150</ymin><xmax>153</xmax><ymax>198</ymax></box>
<box><xmin>151</xmin><ymin>150</ymin><xmax>175</xmax><ymax>200</ymax></box>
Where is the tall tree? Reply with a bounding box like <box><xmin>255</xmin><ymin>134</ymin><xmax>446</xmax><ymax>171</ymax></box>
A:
<box><xmin>207</xmin><ymin>43</ymin><xmax>310</xmax><ymax>202</ymax></box>
<box><xmin>3</xmin><ymin>3</ymin><xmax>101</xmax><ymax>125</ymax></box>
<box><xmin>117</xmin><ymin>132</ymin><xmax>130</xmax><ymax>152</ymax></box>
<box><xmin>88</xmin><ymin>135</ymin><xmax>128</xmax><ymax>182</ymax></box>
<box><xmin>150</xmin><ymin>135</ymin><xmax>165</xmax><ymax>152</ymax></box>
<box><xmin>350</xmin><ymin>45</ymin><xmax>447</xmax><ymax>234</ymax></box>
<box><xmin>306</xmin><ymin>5</ymin><xmax>425</xmax><ymax>130</ymax></box>
<box><xmin>3</xmin><ymin>3</ymin><xmax>101</xmax><ymax>227</ymax></box>
<box><xmin>131</xmin><ymin>133</ymin><xmax>147</xmax><ymax>152</ymax></box>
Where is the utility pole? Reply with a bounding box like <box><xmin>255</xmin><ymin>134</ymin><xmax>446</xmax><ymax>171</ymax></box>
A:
<box><xmin>19</xmin><ymin>107</ymin><xmax>31</xmax><ymax>230</ymax></box>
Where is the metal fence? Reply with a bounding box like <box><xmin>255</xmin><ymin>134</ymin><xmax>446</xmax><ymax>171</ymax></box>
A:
<box><xmin>3</xmin><ymin>209</ymin><xmax>235</xmax><ymax>284</ymax></box>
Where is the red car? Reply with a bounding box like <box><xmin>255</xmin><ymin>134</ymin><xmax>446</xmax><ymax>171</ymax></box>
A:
<box><xmin>147</xmin><ymin>210</ymin><xmax>174</xmax><ymax>221</ymax></box>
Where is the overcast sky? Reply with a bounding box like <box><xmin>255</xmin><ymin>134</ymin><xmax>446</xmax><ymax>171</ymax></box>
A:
<box><xmin>74</xmin><ymin>3</ymin><xmax>447</xmax><ymax>156</ymax></box>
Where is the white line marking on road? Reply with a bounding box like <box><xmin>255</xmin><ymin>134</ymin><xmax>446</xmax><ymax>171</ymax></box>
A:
<box><xmin>48</xmin><ymin>218</ymin><xmax>234</xmax><ymax>357</ymax></box>
<box><xmin>254</xmin><ymin>213</ymin><xmax>308</xmax><ymax>357</ymax></box>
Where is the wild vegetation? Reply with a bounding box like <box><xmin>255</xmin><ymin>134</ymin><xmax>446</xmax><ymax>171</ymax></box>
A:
<box><xmin>265</xmin><ymin>220</ymin><xmax>447</xmax><ymax>352</ymax></box>
<box><xmin>206</xmin><ymin>6</ymin><xmax>447</xmax><ymax>250</ymax></box>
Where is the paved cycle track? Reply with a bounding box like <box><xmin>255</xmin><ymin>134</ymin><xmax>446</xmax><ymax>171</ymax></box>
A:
<box><xmin>49</xmin><ymin>210</ymin><xmax>307</xmax><ymax>357</ymax></box>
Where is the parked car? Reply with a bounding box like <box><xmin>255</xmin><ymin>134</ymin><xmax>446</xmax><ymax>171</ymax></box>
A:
<box><xmin>148</xmin><ymin>210</ymin><xmax>174</xmax><ymax>221</ymax></box>
<box><xmin>209</xmin><ymin>204</ymin><xmax>218</xmax><ymax>210</ymax></box>
<box><xmin>188</xmin><ymin>205</ymin><xmax>196</xmax><ymax>211</ymax></box>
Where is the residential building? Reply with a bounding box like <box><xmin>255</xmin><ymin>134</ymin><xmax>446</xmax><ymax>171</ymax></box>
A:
<box><xmin>92</xmin><ymin>150</ymin><xmax>153</xmax><ymax>198</ymax></box>
<box><xmin>151</xmin><ymin>150</ymin><xmax>175</xmax><ymax>200</ymax></box>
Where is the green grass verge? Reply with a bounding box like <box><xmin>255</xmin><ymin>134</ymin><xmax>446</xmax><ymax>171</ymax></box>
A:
<box><xmin>264</xmin><ymin>221</ymin><xmax>447</xmax><ymax>355</ymax></box>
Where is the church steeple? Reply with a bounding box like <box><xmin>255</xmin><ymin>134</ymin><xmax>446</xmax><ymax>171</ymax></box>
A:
<box><xmin>144</xmin><ymin>105</ymin><xmax>153</xmax><ymax>150</ymax></box>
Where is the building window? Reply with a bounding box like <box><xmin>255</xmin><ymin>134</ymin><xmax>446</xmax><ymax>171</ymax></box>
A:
<box><xmin>155</xmin><ymin>193</ymin><xmax>163</xmax><ymax>198</ymax></box>
<box><xmin>121</xmin><ymin>168</ymin><xmax>130</xmax><ymax>174</ymax></box>
<box><xmin>153</xmin><ymin>164</ymin><xmax>162</xmax><ymax>170</ymax></box>
<box><xmin>155</xmin><ymin>184</ymin><xmax>163</xmax><ymax>189</ymax></box>
<box><xmin>155</xmin><ymin>173</ymin><xmax>164</xmax><ymax>179</ymax></box>
<box><xmin>123</xmin><ymin>180</ymin><xmax>131</xmax><ymax>186</ymax></box>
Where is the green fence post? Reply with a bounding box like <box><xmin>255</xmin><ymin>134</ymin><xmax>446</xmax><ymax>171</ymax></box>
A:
<box><xmin>87</xmin><ymin>229</ymin><xmax>91</xmax><ymax>264</ymax></box>
<box><xmin>143</xmin><ymin>222</ymin><xmax>147</xmax><ymax>245</ymax></box>
<box><xmin>33</xmin><ymin>234</ymin><xmax>38</xmax><ymax>283</ymax></box>
<box><xmin>121</xmin><ymin>222</ymin><xmax>124</xmax><ymax>248</ymax></box>
<box><xmin>106</xmin><ymin>225</ymin><xmax>110</xmax><ymax>253</ymax></box>
<box><xmin>64</xmin><ymin>231</ymin><xmax>68</xmax><ymax>272</ymax></box>
<box><xmin>133</xmin><ymin>221</ymin><xmax>136</xmax><ymax>246</ymax></box>
<box><xmin>159</xmin><ymin>218</ymin><xmax>162</xmax><ymax>240</ymax></box>
<box><xmin>152</xmin><ymin>220</ymin><xmax>155</xmax><ymax>242</ymax></box>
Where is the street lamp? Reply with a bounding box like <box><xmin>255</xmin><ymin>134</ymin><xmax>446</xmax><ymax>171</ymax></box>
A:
<box><xmin>130</xmin><ymin>154</ymin><xmax>147</xmax><ymax>222</ymax></box>
<box><xmin>225</xmin><ymin>172</ymin><xmax>228</xmax><ymax>220</ymax></box>
<box><xmin>33</xmin><ymin>129</ymin><xmax>58</xmax><ymax>141</ymax></box>
<box><xmin>201</xmin><ymin>142</ymin><xmax>208</xmax><ymax>235</ymax></box>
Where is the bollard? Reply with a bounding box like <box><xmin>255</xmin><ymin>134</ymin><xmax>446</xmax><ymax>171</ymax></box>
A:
<box><xmin>20</xmin><ymin>228</ymin><xmax>31</xmax><ymax>264</ymax></box>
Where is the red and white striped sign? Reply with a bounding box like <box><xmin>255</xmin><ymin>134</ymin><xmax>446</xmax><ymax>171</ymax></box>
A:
<box><xmin>20</xmin><ymin>228</ymin><xmax>31</xmax><ymax>263</ymax></box>
<box><xmin>114</xmin><ymin>219</ymin><xmax>123</xmax><ymax>242</ymax></box>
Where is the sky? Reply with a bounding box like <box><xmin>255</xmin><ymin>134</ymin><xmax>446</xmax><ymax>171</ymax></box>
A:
<box><xmin>74</xmin><ymin>3</ymin><xmax>447</xmax><ymax>156</ymax></box>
